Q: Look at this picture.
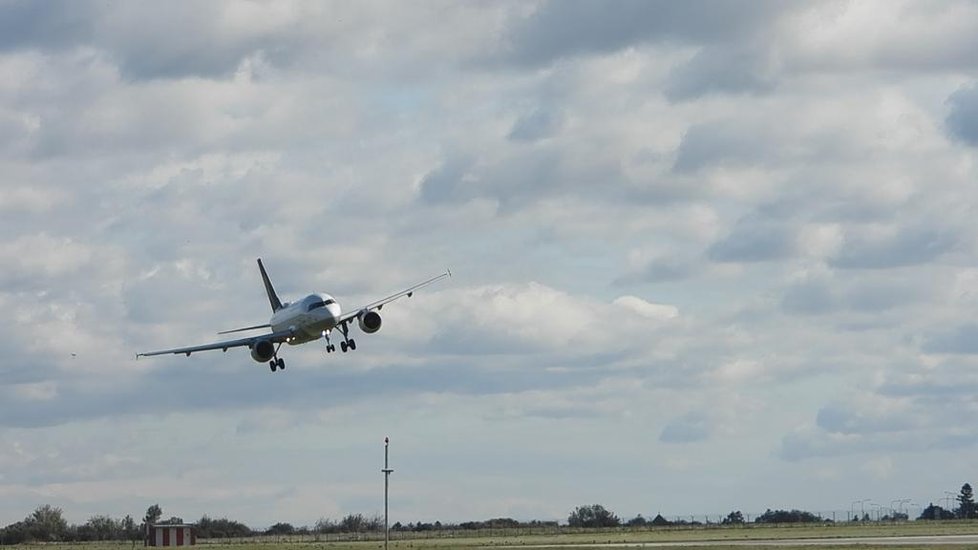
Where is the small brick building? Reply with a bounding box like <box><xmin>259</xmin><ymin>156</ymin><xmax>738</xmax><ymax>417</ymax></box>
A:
<box><xmin>146</xmin><ymin>523</ymin><xmax>196</xmax><ymax>546</ymax></box>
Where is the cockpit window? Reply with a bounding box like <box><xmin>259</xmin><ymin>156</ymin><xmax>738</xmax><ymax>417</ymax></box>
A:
<box><xmin>308</xmin><ymin>298</ymin><xmax>336</xmax><ymax>311</ymax></box>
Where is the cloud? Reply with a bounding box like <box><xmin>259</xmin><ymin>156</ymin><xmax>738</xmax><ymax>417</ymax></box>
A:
<box><xmin>923</xmin><ymin>324</ymin><xmax>978</xmax><ymax>355</ymax></box>
<box><xmin>508</xmin><ymin>109</ymin><xmax>563</xmax><ymax>142</ymax></box>
<box><xmin>946</xmin><ymin>82</ymin><xmax>978</xmax><ymax>146</ymax></box>
<box><xmin>707</xmin><ymin>216</ymin><xmax>796</xmax><ymax>263</ymax></box>
<box><xmin>829</xmin><ymin>224</ymin><xmax>957</xmax><ymax>269</ymax></box>
<box><xmin>659</xmin><ymin>412</ymin><xmax>710</xmax><ymax>443</ymax></box>
<box><xmin>664</xmin><ymin>44</ymin><xmax>777</xmax><ymax>101</ymax></box>
<box><xmin>499</xmin><ymin>1</ymin><xmax>793</xmax><ymax>69</ymax></box>
<box><xmin>780</xmin><ymin>359</ymin><xmax>978</xmax><ymax>461</ymax></box>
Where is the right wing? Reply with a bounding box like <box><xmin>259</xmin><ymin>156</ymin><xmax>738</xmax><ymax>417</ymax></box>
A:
<box><xmin>136</xmin><ymin>329</ymin><xmax>293</xmax><ymax>358</ymax></box>
<box><xmin>335</xmin><ymin>270</ymin><xmax>451</xmax><ymax>326</ymax></box>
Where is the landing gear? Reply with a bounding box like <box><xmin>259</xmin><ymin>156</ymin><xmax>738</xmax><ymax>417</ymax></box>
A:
<box><xmin>268</xmin><ymin>343</ymin><xmax>285</xmax><ymax>372</ymax></box>
<box><xmin>338</xmin><ymin>323</ymin><xmax>356</xmax><ymax>353</ymax></box>
<box><xmin>324</xmin><ymin>331</ymin><xmax>336</xmax><ymax>354</ymax></box>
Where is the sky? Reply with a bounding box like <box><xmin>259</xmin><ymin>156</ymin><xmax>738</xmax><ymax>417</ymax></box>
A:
<box><xmin>2</xmin><ymin>0</ymin><xmax>978</xmax><ymax>528</ymax></box>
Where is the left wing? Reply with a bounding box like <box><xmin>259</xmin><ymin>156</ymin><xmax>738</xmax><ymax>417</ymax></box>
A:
<box><xmin>336</xmin><ymin>270</ymin><xmax>451</xmax><ymax>326</ymax></box>
<box><xmin>136</xmin><ymin>329</ymin><xmax>293</xmax><ymax>358</ymax></box>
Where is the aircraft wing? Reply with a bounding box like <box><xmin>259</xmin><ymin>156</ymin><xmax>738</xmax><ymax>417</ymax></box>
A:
<box><xmin>136</xmin><ymin>329</ymin><xmax>294</xmax><ymax>358</ymax></box>
<box><xmin>336</xmin><ymin>270</ymin><xmax>451</xmax><ymax>325</ymax></box>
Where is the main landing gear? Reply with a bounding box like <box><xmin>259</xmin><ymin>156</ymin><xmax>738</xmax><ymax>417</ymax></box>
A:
<box><xmin>269</xmin><ymin>342</ymin><xmax>285</xmax><ymax>372</ymax></box>
<box><xmin>268</xmin><ymin>357</ymin><xmax>285</xmax><ymax>372</ymax></box>
<box><xmin>325</xmin><ymin>325</ymin><xmax>356</xmax><ymax>354</ymax></box>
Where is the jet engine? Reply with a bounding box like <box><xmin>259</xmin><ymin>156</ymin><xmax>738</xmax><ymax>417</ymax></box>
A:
<box><xmin>250</xmin><ymin>339</ymin><xmax>275</xmax><ymax>362</ymax></box>
<box><xmin>358</xmin><ymin>310</ymin><xmax>382</xmax><ymax>334</ymax></box>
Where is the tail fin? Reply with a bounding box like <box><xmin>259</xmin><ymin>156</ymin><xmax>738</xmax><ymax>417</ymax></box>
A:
<box><xmin>257</xmin><ymin>258</ymin><xmax>283</xmax><ymax>312</ymax></box>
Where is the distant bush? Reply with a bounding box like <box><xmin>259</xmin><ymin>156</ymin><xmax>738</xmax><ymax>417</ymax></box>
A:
<box><xmin>754</xmin><ymin>509</ymin><xmax>826</xmax><ymax>524</ymax></box>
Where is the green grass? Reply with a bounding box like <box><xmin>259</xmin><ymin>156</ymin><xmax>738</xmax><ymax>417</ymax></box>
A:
<box><xmin>11</xmin><ymin>522</ymin><xmax>978</xmax><ymax>550</ymax></box>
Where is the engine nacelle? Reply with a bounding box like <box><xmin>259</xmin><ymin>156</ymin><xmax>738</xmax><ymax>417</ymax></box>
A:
<box><xmin>358</xmin><ymin>310</ymin><xmax>382</xmax><ymax>334</ymax></box>
<box><xmin>250</xmin><ymin>339</ymin><xmax>275</xmax><ymax>362</ymax></box>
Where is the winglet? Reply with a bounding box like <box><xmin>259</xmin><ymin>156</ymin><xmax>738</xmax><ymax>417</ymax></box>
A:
<box><xmin>257</xmin><ymin>258</ymin><xmax>283</xmax><ymax>312</ymax></box>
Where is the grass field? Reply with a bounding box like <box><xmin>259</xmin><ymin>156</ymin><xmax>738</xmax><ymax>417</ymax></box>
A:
<box><xmin>9</xmin><ymin>522</ymin><xmax>978</xmax><ymax>550</ymax></box>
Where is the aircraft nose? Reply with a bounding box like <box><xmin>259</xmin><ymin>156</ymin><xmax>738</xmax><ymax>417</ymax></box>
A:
<box><xmin>327</xmin><ymin>303</ymin><xmax>342</xmax><ymax>323</ymax></box>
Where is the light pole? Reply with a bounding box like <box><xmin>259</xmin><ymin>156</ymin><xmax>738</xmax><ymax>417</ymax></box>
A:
<box><xmin>383</xmin><ymin>437</ymin><xmax>394</xmax><ymax>550</ymax></box>
<box><xmin>944</xmin><ymin>491</ymin><xmax>956</xmax><ymax>515</ymax></box>
<box><xmin>869</xmin><ymin>503</ymin><xmax>882</xmax><ymax>522</ymax></box>
<box><xmin>850</xmin><ymin>500</ymin><xmax>869</xmax><ymax>522</ymax></box>
<box><xmin>896</xmin><ymin>499</ymin><xmax>911</xmax><ymax>519</ymax></box>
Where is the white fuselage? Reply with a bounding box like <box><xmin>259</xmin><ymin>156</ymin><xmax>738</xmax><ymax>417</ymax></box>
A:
<box><xmin>270</xmin><ymin>293</ymin><xmax>342</xmax><ymax>344</ymax></box>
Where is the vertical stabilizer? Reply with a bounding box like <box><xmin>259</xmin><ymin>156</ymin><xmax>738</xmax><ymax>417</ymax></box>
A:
<box><xmin>257</xmin><ymin>258</ymin><xmax>283</xmax><ymax>312</ymax></box>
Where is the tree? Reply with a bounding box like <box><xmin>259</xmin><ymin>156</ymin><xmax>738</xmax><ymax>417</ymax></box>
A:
<box><xmin>144</xmin><ymin>504</ymin><xmax>163</xmax><ymax>526</ymax></box>
<box><xmin>121</xmin><ymin>515</ymin><xmax>139</xmax><ymax>541</ymax></box>
<box><xmin>340</xmin><ymin>514</ymin><xmax>366</xmax><ymax>533</ymax></box>
<box><xmin>86</xmin><ymin>515</ymin><xmax>119</xmax><ymax>540</ymax></box>
<box><xmin>196</xmin><ymin>516</ymin><xmax>252</xmax><ymax>538</ymax></box>
<box><xmin>626</xmin><ymin>514</ymin><xmax>647</xmax><ymax>527</ymax></box>
<box><xmin>722</xmin><ymin>511</ymin><xmax>745</xmax><ymax>525</ymax></box>
<box><xmin>957</xmin><ymin>483</ymin><xmax>977</xmax><ymax>519</ymax></box>
<box><xmin>651</xmin><ymin>514</ymin><xmax>671</xmax><ymax>527</ymax></box>
<box><xmin>919</xmin><ymin>503</ymin><xmax>955</xmax><ymax>520</ymax></box>
<box><xmin>265</xmin><ymin>523</ymin><xmax>294</xmax><ymax>535</ymax></box>
<box><xmin>314</xmin><ymin>517</ymin><xmax>338</xmax><ymax>534</ymax></box>
<box><xmin>567</xmin><ymin>504</ymin><xmax>621</xmax><ymax>528</ymax></box>
<box><xmin>754</xmin><ymin>509</ymin><xmax>823</xmax><ymax>524</ymax></box>
<box><xmin>27</xmin><ymin>505</ymin><xmax>69</xmax><ymax>541</ymax></box>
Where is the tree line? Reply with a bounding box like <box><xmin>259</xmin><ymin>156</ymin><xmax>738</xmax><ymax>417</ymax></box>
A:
<box><xmin>2</xmin><ymin>483</ymin><xmax>975</xmax><ymax>544</ymax></box>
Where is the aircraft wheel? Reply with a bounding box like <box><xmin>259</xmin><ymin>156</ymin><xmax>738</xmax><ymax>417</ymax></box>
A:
<box><xmin>269</xmin><ymin>360</ymin><xmax>277</xmax><ymax>372</ymax></box>
<box><xmin>277</xmin><ymin>358</ymin><xmax>285</xmax><ymax>370</ymax></box>
<box><xmin>340</xmin><ymin>341</ymin><xmax>348</xmax><ymax>353</ymax></box>
<box><xmin>349</xmin><ymin>339</ymin><xmax>357</xmax><ymax>351</ymax></box>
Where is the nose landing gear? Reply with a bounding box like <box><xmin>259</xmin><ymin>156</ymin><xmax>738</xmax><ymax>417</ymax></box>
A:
<box><xmin>324</xmin><ymin>331</ymin><xmax>336</xmax><ymax>353</ymax></box>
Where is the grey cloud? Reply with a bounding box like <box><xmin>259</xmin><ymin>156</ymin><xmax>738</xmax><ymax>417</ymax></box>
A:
<box><xmin>418</xmin><ymin>156</ymin><xmax>475</xmax><ymax>204</ymax></box>
<box><xmin>659</xmin><ymin>412</ymin><xmax>710</xmax><ymax>443</ymax></box>
<box><xmin>508</xmin><ymin>109</ymin><xmax>562</xmax><ymax>142</ymax></box>
<box><xmin>0</xmin><ymin>1</ymin><xmax>251</xmax><ymax>80</ymax></box>
<box><xmin>946</xmin><ymin>82</ymin><xmax>978</xmax><ymax>146</ymax></box>
<box><xmin>829</xmin><ymin>225</ymin><xmax>956</xmax><ymax>269</ymax></box>
<box><xmin>815</xmin><ymin>403</ymin><xmax>916</xmax><ymax>435</ymax></box>
<box><xmin>664</xmin><ymin>45</ymin><xmax>776</xmax><ymax>102</ymax></box>
<box><xmin>922</xmin><ymin>323</ymin><xmax>978</xmax><ymax>355</ymax></box>
<box><xmin>673</xmin><ymin>121</ymin><xmax>770</xmax><ymax>173</ymax></box>
<box><xmin>0</xmin><ymin>0</ymin><xmax>95</xmax><ymax>52</ymax></box>
<box><xmin>780</xmin><ymin>422</ymin><xmax>978</xmax><ymax>461</ymax></box>
<box><xmin>781</xmin><ymin>280</ymin><xmax>835</xmax><ymax>315</ymax></box>
<box><xmin>781</xmin><ymin>276</ymin><xmax>923</xmax><ymax>316</ymax></box>
<box><xmin>707</xmin><ymin>217</ymin><xmax>795</xmax><ymax>263</ymax></box>
<box><xmin>616</xmin><ymin>256</ymin><xmax>697</xmax><ymax>285</ymax></box>
<box><xmin>0</xmin><ymin>358</ymin><xmax>601</xmax><ymax>429</ymax></box>
<box><xmin>501</xmin><ymin>0</ymin><xmax>792</xmax><ymax>68</ymax></box>
<box><xmin>418</xmin><ymin>147</ymin><xmax>625</xmax><ymax>208</ymax></box>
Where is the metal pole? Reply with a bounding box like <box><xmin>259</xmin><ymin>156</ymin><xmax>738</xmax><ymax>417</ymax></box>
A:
<box><xmin>383</xmin><ymin>437</ymin><xmax>394</xmax><ymax>550</ymax></box>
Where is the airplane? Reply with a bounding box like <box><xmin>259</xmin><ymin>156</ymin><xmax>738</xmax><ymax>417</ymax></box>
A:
<box><xmin>137</xmin><ymin>258</ymin><xmax>450</xmax><ymax>372</ymax></box>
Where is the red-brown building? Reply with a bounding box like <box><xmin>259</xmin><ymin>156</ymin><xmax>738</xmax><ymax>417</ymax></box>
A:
<box><xmin>146</xmin><ymin>524</ymin><xmax>196</xmax><ymax>546</ymax></box>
